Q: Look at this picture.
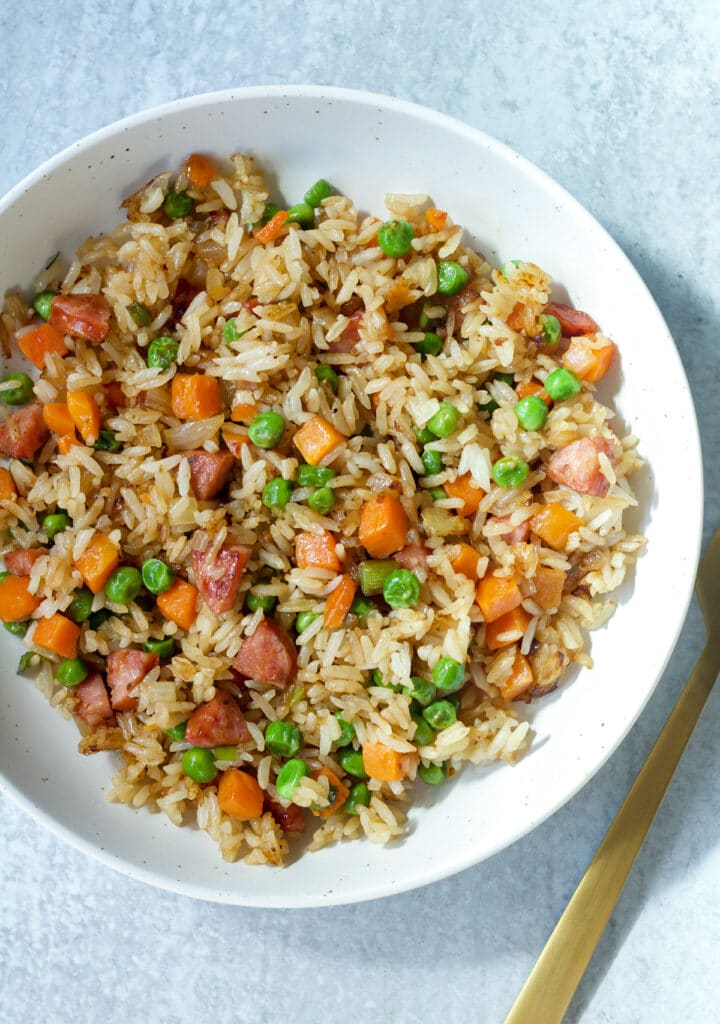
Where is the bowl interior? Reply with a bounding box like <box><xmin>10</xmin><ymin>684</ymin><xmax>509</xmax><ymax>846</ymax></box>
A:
<box><xmin>0</xmin><ymin>87</ymin><xmax>702</xmax><ymax>906</ymax></box>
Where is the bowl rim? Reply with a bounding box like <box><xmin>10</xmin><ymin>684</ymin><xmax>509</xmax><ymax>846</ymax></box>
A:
<box><xmin>0</xmin><ymin>84</ymin><xmax>704</xmax><ymax>907</ymax></box>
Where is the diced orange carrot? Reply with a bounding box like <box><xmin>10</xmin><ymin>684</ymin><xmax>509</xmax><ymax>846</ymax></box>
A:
<box><xmin>217</xmin><ymin>768</ymin><xmax>264</xmax><ymax>820</ymax></box>
<box><xmin>73</xmin><ymin>532</ymin><xmax>120</xmax><ymax>594</ymax></box>
<box><xmin>32</xmin><ymin>613</ymin><xmax>80</xmax><ymax>659</ymax></box>
<box><xmin>184</xmin><ymin>153</ymin><xmax>217</xmax><ymax>189</ymax></box>
<box><xmin>0</xmin><ymin>576</ymin><xmax>41</xmax><ymax>621</ymax></box>
<box><xmin>42</xmin><ymin>402</ymin><xmax>75</xmax><ymax>436</ymax></box>
<box><xmin>0</xmin><ymin>467</ymin><xmax>17</xmax><ymax>501</ymax></box>
<box><xmin>230</xmin><ymin>402</ymin><xmax>259</xmax><ymax>424</ymax></box>
<box><xmin>17</xmin><ymin>323</ymin><xmax>67</xmax><ymax>369</ymax></box>
<box><xmin>324</xmin><ymin>574</ymin><xmax>357</xmax><ymax>629</ymax></box>
<box><xmin>254</xmin><ymin>210</ymin><xmax>289</xmax><ymax>244</ymax></box>
<box><xmin>358</xmin><ymin>494</ymin><xmax>409</xmax><ymax>558</ymax></box>
<box><xmin>363</xmin><ymin>741</ymin><xmax>406</xmax><ymax>782</ymax></box>
<box><xmin>507</xmin><ymin>303</ymin><xmax>526</xmax><ymax>331</ymax></box>
<box><xmin>293</xmin><ymin>415</ymin><xmax>345</xmax><ymax>466</ymax></box>
<box><xmin>425</xmin><ymin>207</ymin><xmax>448</xmax><ymax>230</ymax></box>
<box><xmin>451</xmin><ymin>543</ymin><xmax>481</xmax><ymax>579</ymax></box>
<box><xmin>476</xmin><ymin>572</ymin><xmax>522</xmax><ymax>623</ymax></box>
<box><xmin>445</xmin><ymin>474</ymin><xmax>485</xmax><ymax>517</ymax></box>
<box><xmin>57</xmin><ymin>433</ymin><xmax>81</xmax><ymax>454</ymax></box>
<box><xmin>485</xmin><ymin>606</ymin><xmax>532</xmax><ymax>651</ymax></box>
<box><xmin>171</xmin><ymin>373</ymin><xmax>221</xmax><ymax>421</ymax></box>
<box><xmin>499</xmin><ymin>651</ymin><xmax>534</xmax><ymax>700</ymax></box>
<box><xmin>66</xmin><ymin>391</ymin><xmax>101</xmax><ymax>444</ymax></box>
<box><xmin>294</xmin><ymin>531</ymin><xmax>341</xmax><ymax>572</ymax></box>
<box><xmin>515</xmin><ymin>379</ymin><xmax>552</xmax><ymax>406</ymax></box>
<box><xmin>221</xmin><ymin>422</ymin><xmax>250</xmax><ymax>458</ymax></box>
<box><xmin>384</xmin><ymin>282</ymin><xmax>413</xmax><ymax>313</ymax></box>
<box><xmin>156</xmin><ymin>578</ymin><xmax>199</xmax><ymax>631</ymax></box>
<box><xmin>311</xmin><ymin>766</ymin><xmax>350</xmax><ymax>818</ymax></box>
<box><xmin>105</xmin><ymin>381</ymin><xmax>127</xmax><ymax>410</ymax></box>
<box><xmin>562</xmin><ymin>336</ymin><xmax>616</xmax><ymax>383</ymax></box>
<box><xmin>533</xmin><ymin>565</ymin><xmax>566</xmax><ymax>611</ymax></box>
<box><xmin>530</xmin><ymin>503</ymin><xmax>583</xmax><ymax>551</ymax></box>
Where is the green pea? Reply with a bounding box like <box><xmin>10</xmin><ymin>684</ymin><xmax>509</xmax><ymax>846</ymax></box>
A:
<box><xmin>436</xmin><ymin>261</ymin><xmax>468</xmax><ymax>296</ymax></box>
<box><xmin>492</xmin><ymin>456</ymin><xmax>530</xmax><ymax>489</ymax></box>
<box><xmin>296</xmin><ymin>464</ymin><xmax>335</xmax><ymax>487</ymax></box>
<box><xmin>276</xmin><ymin>757</ymin><xmax>310</xmax><ymax>800</ymax></box>
<box><xmin>213</xmin><ymin>746</ymin><xmax>238</xmax><ymax>761</ymax></box>
<box><xmin>164</xmin><ymin>720</ymin><xmax>187</xmax><ymax>741</ymax></box>
<box><xmin>544</xmin><ymin>367</ymin><xmax>582</xmax><ymax>402</ymax></box>
<box><xmin>93</xmin><ymin>430</ymin><xmax>122</xmax><ymax>453</ymax></box>
<box><xmin>403</xmin><ymin>675</ymin><xmax>436</xmax><ymax>707</ymax></box>
<box><xmin>223</xmin><ymin>318</ymin><xmax>244</xmax><ymax>344</ymax></box>
<box><xmin>259</xmin><ymin>202</ymin><xmax>281</xmax><ymax>226</ymax></box>
<box><xmin>411</xmin><ymin>712</ymin><xmax>435</xmax><ymax>746</ymax></box>
<box><xmin>246</xmin><ymin>590</ymin><xmax>277</xmax><ymax>614</ymax></box>
<box><xmin>262</xmin><ymin>476</ymin><xmax>293</xmax><ymax>510</ymax></box>
<box><xmin>418</xmin><ymin>300</ymin><xmax>445</xmax><ymax>329</ymax></box>
<box><xmin>265</xmin><ymin>720</ymin><xmax>303</xmax><ymax>758</ymax></box>
<box><xmin>500</xmin><ymin>259</ymin><xmax>521</xmax><ymax>277</ymax></box>
<box><xmin>307</xmin><ymin>486</ymin><xmax>335</xmax><ymax>514</ymax></box>
<box><xmin>181</xmin><ymin>747</ymin><xmax>218</xmax><ymax>783</ymax></box>
<box><xmin>163</xmin><ymin>190</ymin><xmax>195</xmax><ymax>218</ymax></box>
<box><xmin>429</xmin><ymin>487</ymin><xmax>447</xmax><ymax>502</ymax></box>
<box><xmin>286</xmin><ymin>202</ymin><xmax>315</xmax><ymax>228</ymax></box>
<box><xmin>414</xmin><ymin>332</ymin><xmax>444</xmax><ymax>357</ymax></box>
<box><xmin>248</xmin><ymin>411</ymin><xmax>285</xmax><ymax>448</ymax></box>
<box><xmin>1</xmin><ymin>373</ymin><xmax>33</xmax><ymax>406</ymax></box>
<box><xmin>18</xmin><ymin>651</ymin><xmax>41</xmax><ymax>673</ymax></box>
<box><xmin>420</xmin><ymin>448</ymin><xmax>442</xmax><ymax>476</ymax></box>
<box><xmin>304</xmin><ymin>179</ymin><xmax>333</xmax><ymax>207</ymax></box>
<box><xmin>336</xmin><ymin>747</ymin><xmax>367</xmax><ymax>779</ymax></box>
<box><xmin>4</xmin><ymin>620</ymin><xmax>29</xmax><ymax>636</ymax></box>
<box><xmin>426</xmin><ymin>401</ymin><xmax>460</xmax><ymax>438</ymax></box>
<box><xmin>42</xmin><ymin>512</ymin><xmax>71</xmax><ymax>539</ymax></box>
<box><xmin>126</xmin><ymin>302</ymin><xmax>152</xmax><ymax>327</ymax></box>
<box><xmin>383</xmin><ymin>568</ymin><xmax>421</xmax><ymax>609</ymax></box>
<box><xmin>141</xmin><ymin>558</ymin><xmax>175</xmax><ymax>595</ymax></box>
<box><xmin>143</xmin><ymin>637</ymin><xmax>176</xmax><ymax>658</ymax></box>
<box><xmin>539</xmin><ymin>313</ymin><xmax>561</xmax><ymax>347</ymax></box>
<box><xmin>358</xmin><ymin>559</ymin><xmax>398</xmax><ymax>596</ymax></box>
<box><xmin>314</xmin><ymin>364</ymin><xmax>340</xmax><ymax>394</ymax></box>
<box><xmin>422</xmin><ymin>699</ymin><xmax>457</xmax><ymax>731</ymax></box>
<box><xmin>33</xmin><ymin>290</ymin><xmax>56</xmax><ymax>321</ymax></box>
<box><xmin>370</xmin><ymin>668</ymin><xmax>401</xmax><ymax>692</ymax></box>
<box><xmin>333</xmin><ymin>712</ymin><xmax>356</xmax><ymax>747</ymax></box>
<box><xmin>104</xmin><ymin>566</ymin><xmax>142</xmax><ymax>605</ymax></box>
<box><xmin>56</xmin><ymin>658</ymin><xmax>90</xmax><ymax>687</ymax></box>
<box><xmin>432</xmin><ymin>657</ymin><xmax>465</xmax><ymax>694</ymax></box>
<box><xmin>88</xmin><ymin>608</ymin><xmax>111</xmax><ymax>630</ymax></box>
<box><xmin>515</xmin><ymin>395</ymin><xmax>549</xmax><ymax>432</ymax></box>
<box><xmin>343</xmin><ymin>781</ymin><xmax>371</xmax><ymax>815</ymax></box>
<box><xmin>67</xmin><ymin>588</ymin><xmax>93</xmax><ymax>623</ymax></box>
<box><xmin>147</xmin><ymin>336</ymin><xmax>179</xmax><ymax>370</ymax></box>
<box><xmin>377</xmin><ymin>220</ymin><xmax>415</xmax><ymax>258</ymax></box>
<box><xmin>295</xmin><ymin>610</ymin><xmax>321</xmax><ymax>633</ymax></box>
<box><xmin>418</xmin><ymin>762</ymin><xmax>448</xmax><ymax>785</ymax></box>
<box><xmin>350</xmin><ymin>594</ymin><xmax>374</xmax><ymax>620</ymax></box>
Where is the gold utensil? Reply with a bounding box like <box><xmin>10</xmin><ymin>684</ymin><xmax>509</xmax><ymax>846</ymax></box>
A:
<box><xmin>503</xmin><ymin>526</ymin><xmax>720</xmax><ymax>1024</ymax></box>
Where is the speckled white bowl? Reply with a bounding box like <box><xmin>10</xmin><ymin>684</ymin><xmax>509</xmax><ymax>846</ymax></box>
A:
<box><xmin>0</xmin><ymin>86</ymin><xmax>702</xmax><ymax>907</ymax></box>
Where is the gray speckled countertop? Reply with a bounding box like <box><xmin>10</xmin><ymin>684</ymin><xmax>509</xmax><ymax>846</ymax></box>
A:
<box><xmin>1</xmin><ymin>2</ymin><xmax>718</xmax><ymax>1022</ymax></box>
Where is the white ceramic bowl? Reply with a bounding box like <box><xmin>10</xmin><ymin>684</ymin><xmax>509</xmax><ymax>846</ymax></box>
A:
<box><xmin>0</xmin><ymin>86</ymin><xmax>702</xmax><ymax>907</ymax></box>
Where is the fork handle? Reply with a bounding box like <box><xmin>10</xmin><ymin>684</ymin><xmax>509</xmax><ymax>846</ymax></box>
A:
<box><xmin>503</xmin><ymin>641</ymin><xmax>720</xmax><ymax>1024</ymax></box>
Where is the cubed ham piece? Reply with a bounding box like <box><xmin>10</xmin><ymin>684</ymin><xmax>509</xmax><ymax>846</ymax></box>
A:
<box><xmin>49</xmin><ymin>294</ymin><xmax>111</xmax><ymax>342</ymax></box>
<box><xmin>0</xmin><ymin>404</ymin><xmax>48</xmax><ymax>460</ymax></box>
<box><xmin>184</xmin><ymin>690</ymin><xmax>250</xmax><ymax>748</ymax></box>
<box><xmin>487</xmin><ymin>515</ymin><xmax>531</xmax><ymax>544</ymax></box>
<box><xmin>232</xmin><ymin>619</ymin><xmax>297</xmax><ymax>688</ymax></box>
<box><xmin>264</xmin><ymin>795</ymin><xmax>306</xmax><ymax>833</ymax></box>
<box><xmin>106</xmin><ymin>649</ymin><xmax>159</xmax><ymax>711</ymax></box>
<box><xmin>547</xmin><ymin>436</ymin><xmax>615</xmax><ymax>497</ymax></box>
<box><xmin>74</xmin><ymin>672</ymin><xmax>114</xmax><ymax>727</ymax></box>
<box><xmin>445</xmin><ymin>282</ymin><xmax>483</xmax><ymax>334</ymax></box>
<box><xmin>544</xmin><ymin>301</ymin><xmax>599</xmax><ymax>337</ymax></box>
<box><xmin>394</xmin><ymin>543</ymin><xmax>430</xmax><ymax>572</ymax></box>
<box><xmin>329</xmin><ymin>309</ymin><xmax>364</xmax><ymax>352</ymax></box>
<box><xmin>4</xmin><ymin>548</ymin><xmax>44</xmax><ymax>576</ymax></box>
<box><xmin>170</xmin><ymin>278</ymin><xmax>199</xmax><ymax>325</ymax></box>
<box><xmin>186</xmin><ymin>450</ymin><xmax>235</xmax><ymax>500</ymax></box>
<box><xmin>191</xmin><ymin>544</ymin><xmax>251</xmax><ymax>614</ymax></box>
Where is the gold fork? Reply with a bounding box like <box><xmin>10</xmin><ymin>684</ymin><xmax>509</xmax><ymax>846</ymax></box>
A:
<box><xmin>503</xmin><ymin>526</ymin><xmax>720</xmax><ymax>1024</ymax></box>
